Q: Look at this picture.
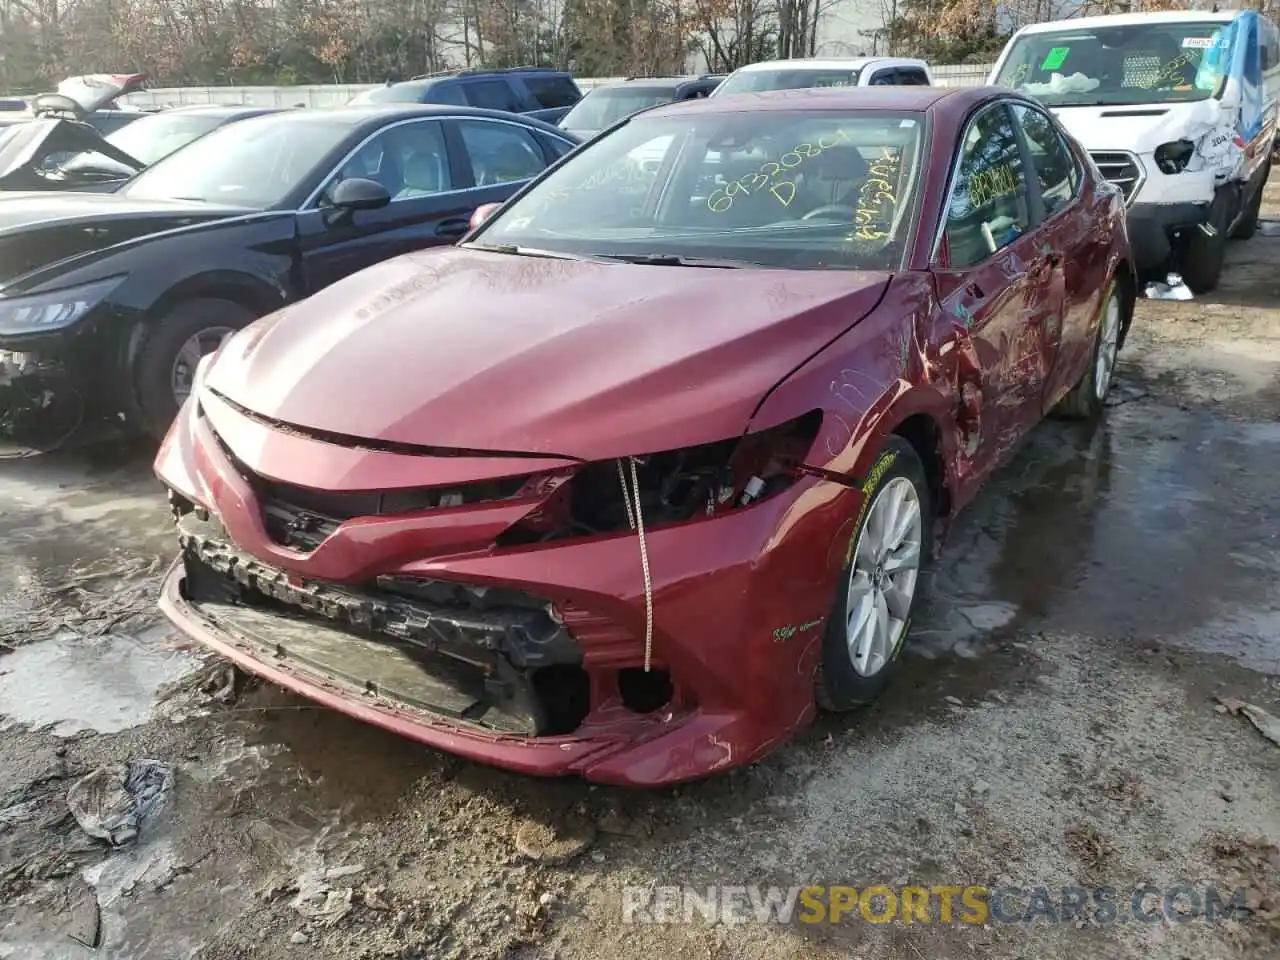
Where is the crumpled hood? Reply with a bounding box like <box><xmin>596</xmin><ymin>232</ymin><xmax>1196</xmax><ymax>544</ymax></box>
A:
<box><xmin>0</xmin><ymin>117</ymin><xmax>142</xmax><ymax>187</ymax></box>
<box><xmin>207</xmin><ymin>246</ymin><xmax>891</xmax><ymax>461</ymax></box>
<box><xmin>1052</xmin><ymin>98</ymin><xmax>1230</xmax><ymax>155</ymax></box>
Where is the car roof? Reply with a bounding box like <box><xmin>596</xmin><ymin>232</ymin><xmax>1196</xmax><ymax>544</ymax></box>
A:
<box><xmin>640</xmin><ymin>84</ymin><xmax>969</xmax><ymax>117</ymax></box>
<box><xmin>732</xmin><ymin>57</ymin><xmax>927</xmax><ymax>72</ymax></box>
<box><xmin>159</xmin><ymin>104</ymin><xmax>286</xmax><ymax>118</ymax></box>
<box><xmin>1013</xmin><ymin>9</ymin><xmax>1239</xmax><ymax>34</ymax></box>
<box><xmin>313</xmin><ymin>102</ymin><xmax>578</xmax><ymax>136</ymax></box>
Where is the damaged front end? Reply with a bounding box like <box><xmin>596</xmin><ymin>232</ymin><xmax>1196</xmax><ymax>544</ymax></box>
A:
<box><xmin>157</xmin><ymin>391</ymin><xmax>840</xmax><ymax>784</ymax></box>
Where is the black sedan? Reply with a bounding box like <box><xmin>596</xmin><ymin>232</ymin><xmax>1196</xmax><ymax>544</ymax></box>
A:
<box><xmin>0</xmin><ymin>104</ymin><xmax>579</xmax><ymax>452</ymax></box>
<box><xmin>0</xmin><ymin>104</ymin><xmax>286</xmax><ymax>193</ymax></box>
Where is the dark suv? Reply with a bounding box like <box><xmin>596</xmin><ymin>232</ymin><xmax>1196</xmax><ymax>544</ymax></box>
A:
<box><xmin>559</xmin><ymin>75</ymin><xmax>725</xmax><ymax>140</ymax></box>
<box><xmin>349</xmin><ymin>68</ymin><xmax>582</xmax><ymax>124</ymax></box>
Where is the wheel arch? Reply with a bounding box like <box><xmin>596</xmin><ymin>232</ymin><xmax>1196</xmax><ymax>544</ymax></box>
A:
<box><xmin>1113</xmin><ymin>257</ymin><xmax>1136</xmax><ymax>351</ymax></box>
<box><xmin>125</xmin><ymin>270</ymin><xmax>284</xmax><ymax>368</ymax></box>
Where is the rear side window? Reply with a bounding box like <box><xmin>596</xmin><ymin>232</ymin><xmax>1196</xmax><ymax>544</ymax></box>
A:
<box><xmin>458</xmin><ymin>119</ymin><xmax>546</xmax><ymax>185</ymax></box>
<box><xmin>425</xmin><ymin>83</ymin><xmax>466</xmax><ymax>106</ymax></box>
<box><xmin>464</xmin><ymin>79</ymin><xmax>521</xmax><ymax>112</ymax></box>
<box><xmin>1010</xmin><ymin>103</ymin><xmax>1080</xmax><ymax>218</ymax></box>
<box><xmin>898</xmin><ymin>68</ymin><xmax>930</xmax><ymax>86</ymax></box>
<box><xmin>524</xmin><ymin>75</ymin><xmax>581</xmax><ymax>109</ymax></box>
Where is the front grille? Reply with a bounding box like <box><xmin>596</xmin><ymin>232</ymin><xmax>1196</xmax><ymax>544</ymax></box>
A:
<box><xmin>1089</xmin><ymin>151</ymin><xmax>1143</xmax><ymax>205</ymax></box>
<box><xmin>205</xmin><ymin>423</ymin><xmax>530</xmax><ymax>551</ymax></box>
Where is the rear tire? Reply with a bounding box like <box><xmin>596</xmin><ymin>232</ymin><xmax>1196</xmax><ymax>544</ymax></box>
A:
<box><xmin>1055</xmin><ymin>280</ymin><xmax>1123</xmax><ymax>421</ymax></box>
<box><xmin>135</xmin><ymin>298</ymin><xmax>254</xmax><ymax>440</ymax></box>
<box><xmin>1179</xmin><ymin>194</ymin><xmax>1229</xmax><ymax>294</ymax></box>
<box><xmin>816</xmin><ymin>437</ymin><xmax>933</xmax><ymax>712</ymax></box>
<box><xmin>1231</xmin><ymin>169</ymin><xmax>1268</xmax><ymax>240</ymax></box>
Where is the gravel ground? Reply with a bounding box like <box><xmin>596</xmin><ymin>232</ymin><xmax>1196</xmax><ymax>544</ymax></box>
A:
<box><xmin>1</xmin><ymin>184</ymin><xmax>1278</xmax><ymax>960</ymax></box>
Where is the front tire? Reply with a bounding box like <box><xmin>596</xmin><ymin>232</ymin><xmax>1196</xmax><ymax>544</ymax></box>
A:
<box><xmin>134</xmin><ymin>298</ymin><xmax>254</xmax><ymax>440</ymax></box>
<box><xmin>816</xmin><ymin>437</ymin><xmax>933</xmax><ymax>711</ymax></box>
<box><xmin>1179</xmin><ymin>194</ymin><xmax>1229</xmax><ymax>293</ymax></box>
<box><xmin>1055</xmin><ymin>280</ymin><xmax>1123</xmax><ymax>421</ymax></box>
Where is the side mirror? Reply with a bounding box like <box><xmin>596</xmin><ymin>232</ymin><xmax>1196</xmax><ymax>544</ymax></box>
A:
<box><xmin>329</xmin><ymin>177</ymin><xmax>391</xmax><ymax>212</ymax></box>
<box><xmin>470</xmin><ymin>202</ymin><xmax>503</xmax><ymax>230</ymax></box>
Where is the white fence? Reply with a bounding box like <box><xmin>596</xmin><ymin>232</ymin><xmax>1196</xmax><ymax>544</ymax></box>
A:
<box><xmin>119</xmin><ymin>63</ymin><xmax>994</xmax><ymax>110</ymax></box>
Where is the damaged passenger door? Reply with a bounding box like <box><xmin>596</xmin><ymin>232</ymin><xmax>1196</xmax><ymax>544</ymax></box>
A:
<box><xmin>1009</xmin><ymin>102</ymin><xmax>1097</xmax><ymax>415</ymax></box>
<box><xmin>294</xmin><ymin>118</ymin><xmax>478</xmax><ymax>295</ymax></box>
<box><xmin>930</xmin><ymin>101</ymin><xmax>1057</xmax><ymax>503</ymax></box>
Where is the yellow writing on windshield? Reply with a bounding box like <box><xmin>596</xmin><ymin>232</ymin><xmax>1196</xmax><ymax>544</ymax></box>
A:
<box><xmin>968</xmin><ymin>163</ymin><xmax>1018</xmax><ymax>209</ymax></box>
<box><xmin>1135</xmin><ymin>52</ymin><xmax>1200</xmax><ymax>89</ymax></box>
<box><xmin>707</xmin><ymin>129</ymin><xmax>851</xmax><ymax>213</ymax></box>
<box><xmin>853</xmin><ymin>148</ymin><xmax>901</xmax><ymax>241</ymax></box>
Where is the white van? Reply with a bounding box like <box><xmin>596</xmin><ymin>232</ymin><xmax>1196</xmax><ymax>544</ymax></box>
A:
<box><xmin>711</xmin><ymin>58</ymin><xmax>933</xmax><ymax>98</ymax></box>
<box><xmin>988</xmin><ymin>10</ymin><xmax>1279</xmax><ymax>292</ymax></box>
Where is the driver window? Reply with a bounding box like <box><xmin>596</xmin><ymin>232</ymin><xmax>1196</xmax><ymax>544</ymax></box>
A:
<box><xmin>944</xmin><ymin>103</ymin><xmax>1031</xmax><ymax>268</ymax></box>
<box><xmin>325</xmin><ymin>120</ymin><xmax>452</xmax><ymax>203</ymax></box>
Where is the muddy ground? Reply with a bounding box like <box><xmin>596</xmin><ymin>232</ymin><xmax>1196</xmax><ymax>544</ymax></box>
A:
<box><xmin>3</xmin><ymin>189</ymin><xmax>1280</xmax><ymax>960</ymax></box>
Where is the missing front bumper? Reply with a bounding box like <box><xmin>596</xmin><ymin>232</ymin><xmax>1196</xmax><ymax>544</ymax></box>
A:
<box><xmin>176</xmin><ymin>513</ymin><xmax>586</xmax><ymax>736</ymax></box>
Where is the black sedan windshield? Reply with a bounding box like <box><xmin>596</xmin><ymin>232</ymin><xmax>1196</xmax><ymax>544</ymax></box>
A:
<box><xmin>474</xmin><ymin>109</ymin><xmax>925</xmax><ymax>271</ymax></box>
<box><xmin>121</xmin><ymin>115</ymin><xmax>353</xmax><ymax>207</ymax></box>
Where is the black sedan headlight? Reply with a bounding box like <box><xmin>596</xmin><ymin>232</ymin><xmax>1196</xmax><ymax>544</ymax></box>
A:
<box><xmin>0</xmin><ymin>276</ymin><xmax>124</xmax><ymax>336</ymax></box>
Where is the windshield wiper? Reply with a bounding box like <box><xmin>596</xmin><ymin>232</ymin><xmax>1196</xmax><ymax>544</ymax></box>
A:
<box><xmin>594</xmin><ymin>253</ymin><xmax>750</xmax><ymax>268</ymax></box>
<box><xmin>466</xmin><ymin>242</ymin><xmax>589</xmax><ymax>261</ymax></box>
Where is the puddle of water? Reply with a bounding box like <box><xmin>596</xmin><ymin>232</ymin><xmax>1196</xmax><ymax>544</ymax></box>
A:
<box><xmin>0</xmin><ymin>626</ymin><xmax>199</xmax><ymax>736</ymax></box>
<box><xmin>918</xmin><ymin>399</ymin><xmax>1280</xmax><ymax>674</ymax></box>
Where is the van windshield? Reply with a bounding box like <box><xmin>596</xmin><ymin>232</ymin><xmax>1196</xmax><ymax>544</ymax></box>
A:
<box><xmin>993</xmin><ymin>19</ymin><xmax>1237</xmax><ymax>107</ymax></box>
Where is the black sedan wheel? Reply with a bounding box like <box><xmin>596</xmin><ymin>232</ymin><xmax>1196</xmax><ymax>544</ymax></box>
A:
<box><xmin>135</xmin><ymin>298</ymin><xmax>255</xmax><ymax>440</ymax></box>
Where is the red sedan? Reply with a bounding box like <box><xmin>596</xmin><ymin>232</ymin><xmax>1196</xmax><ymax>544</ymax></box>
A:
<box><xmin>155</xmin><ymin>86</ymin><xmax>1133</xmax><ymax>786</ymax></box>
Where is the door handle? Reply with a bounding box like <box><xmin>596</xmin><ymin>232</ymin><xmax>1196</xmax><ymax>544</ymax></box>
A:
<box><xmin>436</xmin><ymin>218</ymin><xmax>471</xmax><ymax>238</ymax></box>
<box><xmin>964</xmin><ymin>281</ymin><xmax>984</xmax><ymax>298</ymax></box>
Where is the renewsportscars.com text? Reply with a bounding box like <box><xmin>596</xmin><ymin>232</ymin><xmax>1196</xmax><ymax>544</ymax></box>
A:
<box><xmin>621</xmin><ymin>884</ymin><xmax>1251</xmax><ymax>926</ymax></box>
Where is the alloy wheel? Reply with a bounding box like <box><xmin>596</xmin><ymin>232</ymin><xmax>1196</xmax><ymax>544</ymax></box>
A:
<box><xmin>846</xmin><ymin>477</ymin><xmax>923</xmax><ymax>677</ymax></box>
<box><xmin>171</xmin><ymin>326</ymin><xmax>234</xmax><ymax>405</ymax></box>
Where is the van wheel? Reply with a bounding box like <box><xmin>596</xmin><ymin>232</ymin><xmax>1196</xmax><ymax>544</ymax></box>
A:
<box><xmin>135</xmin><ymin>298</ymin><xmax>254</xmax><ymax>440</ymax></box>
<box><xmin>1179</xmin><ymin>195</ymin><xmax>1229</xmax><ymax>294</ymax></box>
<box><xmin>1231</xmin><ymin>171</ymin><xmax>1268</xmax><ymax>240</ymax></box>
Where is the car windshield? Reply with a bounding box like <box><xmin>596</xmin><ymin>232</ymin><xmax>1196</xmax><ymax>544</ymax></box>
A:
<box><xmin>993</xmin><ymin>19</ymin><xmax>1237</xmax><ymax>107</ymax></box>
<box><xmin>101</xmin><ymin>112</ymin><xmax>227</xmax><ymax>165</ymax></box>
<box><xmin>561</xmin><ymin>87</ymin><xmax>678</xmax><ymax>130</ymax></box>
<box><xmin>473</xmin><ymin>109</ymin><xmax>925</xmax><ymax>270</ymax></box>
<box><xmin>350</xmin><ymin>85</ymin><xmax>425</xmax><ymax>104</ymax></box>
<box><xmin>120</xmin><ymin>115</ymin><xmax>352</xmax><ymax>207</ymax></box>
<box><xmin>715</xmin><ymin>68</ymin><xmax>862</xmax><ymax>96</ymax></box>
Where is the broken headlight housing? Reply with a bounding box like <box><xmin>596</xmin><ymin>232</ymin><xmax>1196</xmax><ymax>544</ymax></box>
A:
<box><xmin>0</xmin><ymin>275</ymin><xmax>124</xmax><ymax>336</ymax></box>
<box><xmin>498</xmin><ymin>411</ymin><xmax>824</xmax><ymax>545</ymax></box>
<box><xmin>1154</xmin><ymin>139</ymin><xmax>1196</xmax><ymax>175</ymax></box>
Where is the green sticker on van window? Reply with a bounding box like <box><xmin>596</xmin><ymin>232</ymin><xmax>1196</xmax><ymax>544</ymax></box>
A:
<box><xmin>1040</xmin><ymin>47</ymin><xmax>1070</xmax><ymax>71</ymax></box>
